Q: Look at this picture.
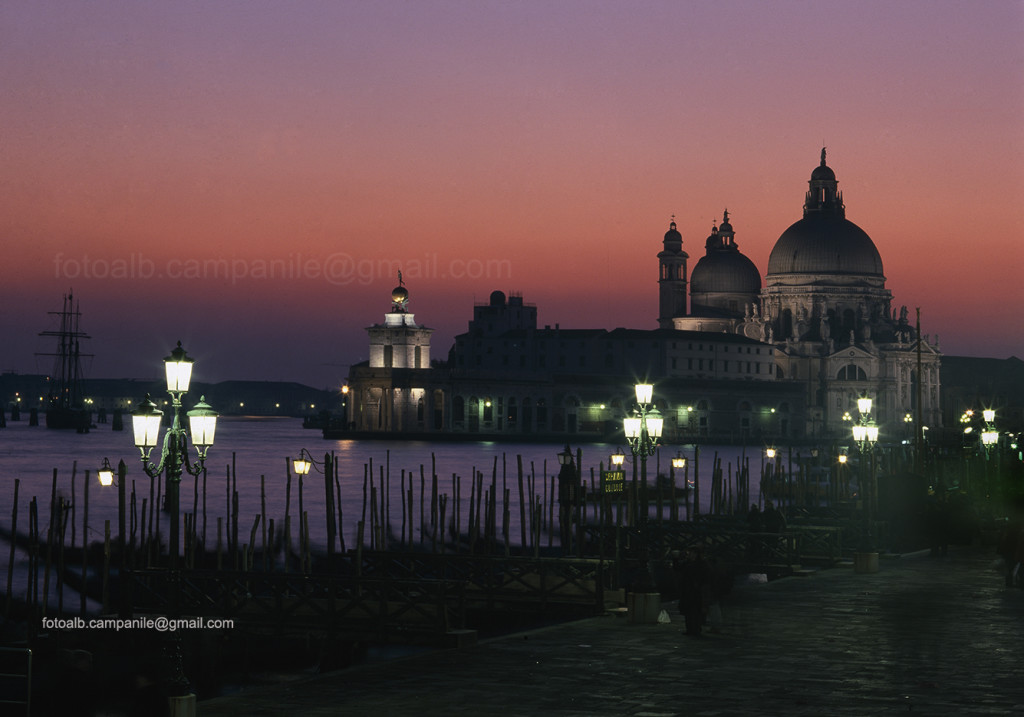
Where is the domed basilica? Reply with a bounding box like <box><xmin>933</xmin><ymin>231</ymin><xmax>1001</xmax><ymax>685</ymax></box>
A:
<box><xmin>347</xmin><ymin>150</ymin><xmax>941</xmax><ymax>441</ymax></box>
<box><xmin>666</xmin><ymin>149</ymin><xmax>941</xmax><ymax>437</ymax></box>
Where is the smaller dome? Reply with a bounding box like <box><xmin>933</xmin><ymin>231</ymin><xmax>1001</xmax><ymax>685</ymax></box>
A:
<box><xmin>690</xmin><ymin>252</ymin><xmax>761</xmax><ymax>294</ymax></box>
<box><xmin>811</xmin><ymin>164</ymin><xmax>836</xmax><ymax>181</ymax></box>
<box><xmin>391</xmin><ymin>285</ymin><xmax>409</xmax><ymax>304</ymax></box>
<box><xmin>811</xmin><ymin>147</ymin><xmax>835</xmax><ymax>181</ymax></box>
<box><xmin>664</xmin><ymin>221</ymin><xmax>681</xmax><ymax>242</ymax></box>
<box><xmin>489</xmin><ymin>290</ymin><xmax>506</xmax><ymax>306</ymax></box>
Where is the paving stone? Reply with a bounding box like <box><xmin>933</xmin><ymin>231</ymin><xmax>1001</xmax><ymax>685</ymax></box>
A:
<box><xmin>200</xmin><ymin>546</ymin><xmax>1024</xmax><ymax>716</ymax></box>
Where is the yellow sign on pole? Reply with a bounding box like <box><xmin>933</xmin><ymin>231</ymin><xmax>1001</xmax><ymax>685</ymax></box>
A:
<box><xmin>601</xmin><ymin>470</ymin><xmax>625</xmax><ymax>494</ymax></box>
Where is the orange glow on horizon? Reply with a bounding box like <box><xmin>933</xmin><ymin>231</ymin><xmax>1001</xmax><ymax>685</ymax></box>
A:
<box><xmin>2</xmin><ymin>2</ymin><xmax>1022</xmax><ymax>384</ymax></box>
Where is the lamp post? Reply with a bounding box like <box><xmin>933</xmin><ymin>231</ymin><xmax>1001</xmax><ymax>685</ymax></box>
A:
<box><xmin>623</xmin><ymin>383</ymin><xmax>663</xmax><ymax>527</ymax></box>
<box><xmin>609</xmin><ymin>449</ymin><xmax>626</xmax><ymax>527</ymax></box>
<box><xmin>341</xmin><ymin>384</ymin><xmax>350</xmax><ymax>429</ymax></box>
<box><xmin>132</xmin><ymin>342</ymin><xmax>217</xmax><ymax>571</ymax></box>
<box><xmin>294</xmin><ymin>447</ymin><xmax>339</xmax><ymax>561</ymax></box>
<box><xmin>981</xmin><ymin>409</ymin><xmax>999</xmax><ymax>503</ymax></box>
<box><xmin>98</xmin><ymin>457</ymin><xmax>129</xmax><ymax>615</ymax></box>
<box><xmin>671</xmin><ymin>453</ymin><xmax>686</xmax><ymax>521</ymax></box>
<box><xmin>838</xmin><ymin>453</ymin><xmax>849</xmax><ymax>499</ymax></box>
<box><xmin>622</xmin><ymin>384</ymin><xmax>663</xmax><ymax>616</ymax></box>
<box><xmin>97</xmin><ymin>457</ymin><xmax>127</xmax><ymax>560</ymax></box>
<box><xmin>852</xmin><ymin>394</ymin><xmax>879</xmax><ymax>567</ymax></box>
<box><xmin>981</xmin><ymin>409</ymin><xmax>999</xmax><ymax>456</ymax></box>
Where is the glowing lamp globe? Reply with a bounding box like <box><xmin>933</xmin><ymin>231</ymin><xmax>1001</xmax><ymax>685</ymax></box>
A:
<box><xmin>98</xmin><ymin>458</ymin><xmax>115</xmax><ymax>487</ymax></box>
<box><xmin>634</xmin><ymin>384</ymin><xmax>653</xmax><ymax>405</ymax></box>
<box><xmin>557</xmin><ymin>445</ymin><xmax>573</xmax><ymax>466</ymax></box>
<box><xmin>187</xmin><ymin>396</ymin><xmax>218</xmax><ymax>451</ymax></box>
<box><xmin>164</xmin><ymin>341</ymin><xmax>194</xmax><ymax>393</ymax></box>
<box><xmin>857</xmin><ymin>395</ymin><xmax>873</xmax><ymax>415</ymax></box>
<box><xmin>132</xmin><ymin>395</ymin><xmax>164</xmax><ymax>451</ymax></box>
<box><xmin>646</xmin><ymin>408</ymin><xmax>664</xmax><ymax>439</ymax></box>
<box><xmin>623</xmin><ymin>416</ymin><xmax>642</xmax><ymax>440</ymax></box>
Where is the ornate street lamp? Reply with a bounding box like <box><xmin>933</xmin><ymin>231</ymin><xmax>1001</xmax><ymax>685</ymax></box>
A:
<box><xmin>557</xmin><ymin>444</ymin><xmax>574</xmax><ymax>468</ymax></box>
<box><xmin>98</xmin><ymin>457</ymin><xmax>116</xmax><ymax>487</ymax></box>
<box><xmin>98</xmin><ymin>456</ymin><xmax>129</xmax><ymax>613</ymax></box>
<box><xmin>980</xmin><ymin>409</ymin><xmax>1000</xmax><ymax>502</ymax></box>
<box><xmin>670</xmin><ymin>452</ymin><xmax>687</xmax><ymax>519</ymax></box>
<box><xmin>292</xmin><ymin>448</ymin><xmax>341</xmax><ymax>561</ymax></box>
<box><xmin>981</xmin><ymin>409</ymin><xmax>999</xmax><ymax>453</ymax></box>
<box><xmin>623</xmin><ymin>383</ymin><xmax>663</xmax><ymax>525</ymax></box>
<box><xmin>852</xmin><ymin>394</ymin><xmax>879</xmax><ymax>562</ymax></box>
<box><xmin>292</xmin><ymin>447</ymin><xmax>317</xmax><ymax>476</ymax></box>
<box><xmin>622</xmin><ymin>384</ymin><xmax>663</xmax><ymax>595</ymax></box>
<box><xmin>132</xmin><ymin>342</ymin><xmax>217</xmax><ymax>570</ymax></box>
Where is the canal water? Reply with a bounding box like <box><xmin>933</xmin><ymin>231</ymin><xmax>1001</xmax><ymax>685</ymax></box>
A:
<box><xmin>1</xmin><ymin>417</ymin><xmax>772</xmax><ymax>593</ymax></box>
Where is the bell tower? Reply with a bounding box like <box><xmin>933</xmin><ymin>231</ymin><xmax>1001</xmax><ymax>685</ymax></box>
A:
<box><xmin>658</xmin><ymin>218</ymin><xmax>688</xmax><ymax>328</ymax></box>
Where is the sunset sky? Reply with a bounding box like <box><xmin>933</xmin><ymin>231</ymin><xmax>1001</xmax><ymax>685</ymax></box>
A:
<box><xmin>2</xmin><ymin>1</ymin><xmax>1022</xmax><ymax>390</ymax></box>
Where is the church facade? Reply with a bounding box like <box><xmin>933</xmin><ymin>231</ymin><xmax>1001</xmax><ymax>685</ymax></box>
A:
<box><xmin>671</xmin><ymin>150</ymin><xmax>942</xmax><ymax>437</ymax></box>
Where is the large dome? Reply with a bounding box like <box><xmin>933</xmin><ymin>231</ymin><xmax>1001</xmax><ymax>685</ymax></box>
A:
<box><xmin>767</xmin><ymin>151</ymin><xmax>884</xmax><ymax>278</ymax></box>
<box><xmin>768</xmin><ymin>214</ymin><xmax>883</xmax><ymax>276</ymax></box>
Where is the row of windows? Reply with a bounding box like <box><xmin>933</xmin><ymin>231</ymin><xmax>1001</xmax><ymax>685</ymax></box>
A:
<box><xmin>471</xmin><ymin>353</ymin><xmax>773</xmax><ymax>375</ymax></box>
<box><xmin>669</xmin><ymin>358</ymin><xmax>768</xmax><ymax>374</ymax></box>
<box><xmin>465</xmin><ymin>340</ymin><xmax>765</xmax><ymax>355</ymax></box>
<box><xmin>449</xmin><ymin>396</ymin><xmax>791</xmax><ymax>417</ymax></box>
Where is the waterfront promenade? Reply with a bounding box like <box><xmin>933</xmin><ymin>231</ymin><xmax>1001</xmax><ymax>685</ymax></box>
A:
<box><xmin>200</xmin><ymin>544</ymin><xmax>1023</xmax><ymax>716</ymax></box>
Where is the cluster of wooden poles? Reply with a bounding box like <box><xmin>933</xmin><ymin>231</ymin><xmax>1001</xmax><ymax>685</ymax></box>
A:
<box><xmin>3</xmin><ymin>444</ymin><xmax>860</xmax><ymax>620</ymax></box>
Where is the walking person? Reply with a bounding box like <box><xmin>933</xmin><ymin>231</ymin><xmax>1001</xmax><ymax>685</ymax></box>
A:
<box><xmin>675</xmin><ymin>548</ymin><xmax>710</xmax><ymax>636</ymax></box>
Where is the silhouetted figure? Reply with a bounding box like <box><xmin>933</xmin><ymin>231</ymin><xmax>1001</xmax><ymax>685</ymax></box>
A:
<box><xmin>1016</xmin><ymin>530</ymin><xmax>1024</xmax><ymax>590</ymax></box>
<box><xmin>747</xmin><ymin>503</ymin><xmax>762</xmax><ymax>532</ymax></box>
<box><xmin>675</xmin><ymin>548</ymin><xmax>710</xmax><ymax>636</ymax></box>
<box><xmin>998</xmin><ymin>520</ymin><xmax>1021</xmax><ymax>587</ymax></box>
<box><xmin>927</xmin><ymin>492</ymin><xmax>951</xmax><ymax>556</ymax></box>
<box><xmin>762</xmin><ymin>501</ymin><xmax>786</xmax><ymax>533</ymax></box>
<box><xmin>747</xmin><ymin>503</ymin><xmax>763</xmax><ymax>562</ymax></box>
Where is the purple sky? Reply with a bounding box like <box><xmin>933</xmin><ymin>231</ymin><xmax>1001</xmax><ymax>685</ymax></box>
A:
<box><xmin>2</xmin><ymin>1</ymin><xmax>1022</xmax><ymax>389</ymax></box>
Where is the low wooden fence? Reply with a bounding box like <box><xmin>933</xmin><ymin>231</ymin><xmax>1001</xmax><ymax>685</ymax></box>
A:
<box><xmin>126</xmin><ymin>569</ymin><xmax>470</xmax><ymax>646</ymax></box>
<box><xmin>0</xmin><ymin>647</ymin><xmax>32</xmax><ymax>717</ymax></box>
<box><xmin>587</xmin><ymin>521</ymin><xmax>845</xmax><ymax>579</ymax></box>
<box><xmin>354</xmin><ymin>552</ymin><xmax>615</xmax><ymax>613</ymax></box>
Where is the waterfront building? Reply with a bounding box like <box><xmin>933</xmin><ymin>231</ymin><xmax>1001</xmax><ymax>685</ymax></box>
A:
<box><xmin>347</xmin><ymin>287</ymin><xmax>802</xmax><ymax>441</ymax></box>
<box><xmin>345</xmin><ymin>151</ymin><xmax>942</xmax><ymax>441</ymax></box>
<box><xmin>448</xmin><ymin>291</ymin><xmax>798</xmax><ymax>440</ymax></box>
<box><xmin>347</xmin><ymin>275</ymin><xmax>443</xmax><ymax>432</ymax></box>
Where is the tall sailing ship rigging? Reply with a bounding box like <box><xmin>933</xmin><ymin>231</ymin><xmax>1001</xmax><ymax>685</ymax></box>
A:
<box><xmin>36</xmin><ymin>292</ymin><xmax>93</xmax><ymax>432</ymax></box>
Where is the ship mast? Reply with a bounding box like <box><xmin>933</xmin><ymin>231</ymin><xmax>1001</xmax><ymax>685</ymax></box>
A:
<box><xmin>36</xmin><ymin>292</ymin><xmax>93</xmax><ymax>409</ymax></box>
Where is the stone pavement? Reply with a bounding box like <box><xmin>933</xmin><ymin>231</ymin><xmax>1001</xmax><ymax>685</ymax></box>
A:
<box><xmin>200</xmin><ymin>546</ymin><xmax>1024</xmax><ymax>716</ymax></box>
